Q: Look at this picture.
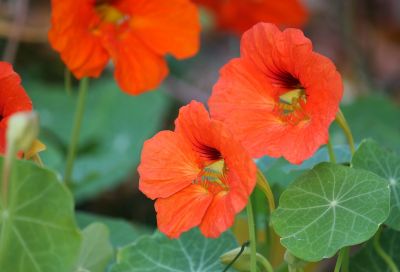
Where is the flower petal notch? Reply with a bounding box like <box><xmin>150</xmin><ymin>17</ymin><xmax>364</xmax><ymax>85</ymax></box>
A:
<box><xmin>138</xmin><ymin>101</ymin><xmax>257</xmax><ymax>238</ymax></box>
<box><xmin>0</xmin><ymin>62</ymin><xmax>33</xmax><ymax>155</ymax></box>
<box><xmin>49</xmin><ymin>0</ymin><xmax>201</xmax><ymax>95</ymax></box>
<box><xmin>208</xmin><ymin>23</ymin><xmax>343</xmax><ymax>164</ymax></box>
<box><xmin>193</xmin><ymin>0</ymin><xmax>309</xmax><ymax>34</ymax></box>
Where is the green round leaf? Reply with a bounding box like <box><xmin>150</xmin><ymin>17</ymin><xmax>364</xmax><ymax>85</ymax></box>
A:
<box><xmin>0</xmin><ymin>158</ymin><xmax>81</xmax><ymax>272</ymax></box>
<box><xmin>271</xmin><ymin>162</ymin><xmax>390</xmax><ymax>261</ymax></box>
<box><xmin>111</xmin><ymin>229</ymin><xmax>237</xmax><ymax>272</ymax></box>
<box><xmin>352</xmin><ymin>139</ymin><xmax>400</xmax><ymax>230</ymax></box>
<box><xmin>75</xmin><ymin>223</ymin><xmax>113</xmax><ymax>272</ymax></box>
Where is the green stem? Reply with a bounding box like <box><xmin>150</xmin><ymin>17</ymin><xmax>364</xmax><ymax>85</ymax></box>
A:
<box><xmin>334</xmin><ymin>247</ymin><xmax>349</xmax><ymax>272</ymax></box>
<box><xmin>247</xmin><ymin>197</ymin><xmax>258</xmax><ymax>272</ymax></box>
<box><xmin>257</xmin><ymin>253</ymin><xmax>274</xmax><ymax>272</ymax></box>
<box><xmin>65</xmin><ymin>68</ymin><xmax>73</xmax><ymax>96</ymax></box>
<box><xmin>327</xmin><ymin>139</ymin><xmax>337</xmax><ymax>163</ymax></box>
<box><xmin>335</xmin><ymin>110</ymin><xmax>355</xmax><ymax>155</ymax></box>
<box><xmin>373</xmin><ymin>227</ymin><xmax>399</xmax><ymax>272</ymax></box>
<box><xmin>1</xmin><ymin>146</ymin><xmax>14</xmax><ymax>208</ymax></box>
<box><xmin>64</xmin><ymin>77</ymin><xmax>89</xmax><ymax>185</ymax></box>
<box><xmin>256</xmin><ymin>169</ymin><xmax>276</xmax><ymax>213</ymax></box>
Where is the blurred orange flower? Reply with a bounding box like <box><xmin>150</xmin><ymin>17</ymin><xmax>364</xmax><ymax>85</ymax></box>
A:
<box><xmin>0</xmin><ymin>62</ymin><xmax>33</xmax><ymax>154</ymax></box>
<box><xmin>49</xmin><ymin>0</ymin><xmax>200</xmax><ymax>95</ymax></box>
<box><xmin>194</xmin><ymin>0</ymin><xmax>308</xmax><ymax>34</ymax></box>
<box><xmin>209</xmin><ymin>23</ymin><xmax>343</xmax><ymax>164</ymax></box>
<box><xmin>138</xmin><ymin>101</ymin><xmax>256</xmax><ymax>238</ymax></box>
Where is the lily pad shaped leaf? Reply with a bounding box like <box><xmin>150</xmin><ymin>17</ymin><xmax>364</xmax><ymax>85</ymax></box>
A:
<box><xmin>352</xmin><ymin>139</ymin><xmax>400</xmax><ymax>230</ymax></box>
<box><xmin>75</xmin><ymin>223</ymin><xmax>114</xmax><ymax>272</ymax></box>
<box><xmin>0</xmin><ymin>158</ymin><xmax>81</xmax><ymax>272</ymax></box>
<box><xmin>111</xmin><ymin>229</ymin><xmax>237</xmax><ymax>272</ymax></box>
<box><xmin>271</xmin><ymin>162</ymin><xmax>390</xmax><ymax>261</ymax></box>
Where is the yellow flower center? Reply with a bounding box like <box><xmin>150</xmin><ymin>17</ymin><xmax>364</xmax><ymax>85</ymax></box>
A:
<box><xmin>277</xmin><ymin>88</ymin><xmax>310</xmax><ymax>125</ymax></box>
<box><xmin>195</xmin><ymin>160</ymin><xmax>229</xmax><ymax>192</ymax></box>
<box><xmin>96</xmin><ymin>4</ymin><xmax>127</xmax><ymax>24</ymax></box>
<box><xmin>278</xmin><ymin>88</ymin><xmax>306</xmax><ymax>114</ymax></box>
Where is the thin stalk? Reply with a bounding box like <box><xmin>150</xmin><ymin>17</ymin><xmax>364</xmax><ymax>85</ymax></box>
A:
<box><xmin>335</xmin><ymin>110</ymin><xmax>355</xmax><ymax>155</ymax></box>
<box><xmin>373</xmin><ymin>227</ymin><xmax>399</xmax><ymax>272</ymax></box>
<box><xmin>333</xmin><ymin>247</ymin><xmax>350</xmax><ymax>272</ymax></box>
<box><xmin>334</xmin><ymin>247</ymin><xmax>346</xmax><ymax>272</ymax></box>
<box><xmin>64</xmin><ymin>77</ymin><xmax>89</xmax><ymax>185</ymax></box>
<box><xmin>247</xmin><ymin>198</ymin><xmax>258</xmax><ymax>272</ymax></box>
<box><xmin>256</xmin><ymin>169</ymin><xmax>276</xmax><ymax>213</ymax></box>
<box><xmin>65</xmin><ymin>68</ymin><xmax>73</xmax><ymax>96</ymax></box>
<box><xmin>327</xmin><ymin>139</ymin><xmax>337</xmax><ymax>163</ymax></box>
<box><xmin>257</xmin><ymin>253</ymin><xmax>274</xmax><ymax>272</ymax></box>
<box><xmin>1</xmin><ymin>147</ymin><xmax>14</xmax><ymax>208</ymax></box>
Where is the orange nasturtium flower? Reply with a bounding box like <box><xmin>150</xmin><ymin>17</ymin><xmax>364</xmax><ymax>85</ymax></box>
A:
<box><xmin>0</xmin><ymin>62</ymin><xmax>33</xmax><ymax>155</ymax></box>
<box><xmin>48</xmin><ymin>0</ymin><xmax>200</xmax><ymax>95</ymax></box>
<box><xmin>193</xmin><ymin>0</ymin><xmax>308</xmax><ymax>35</ymax></box>
<box><xmin>208</xmin><ymin>23</ymin><xmax>343</xmax><ymax>164</ymax></box>
<box><xmin>138</xmin><ymin>101</ymin><xmax>256</xmax><ymax>238</ymax></box>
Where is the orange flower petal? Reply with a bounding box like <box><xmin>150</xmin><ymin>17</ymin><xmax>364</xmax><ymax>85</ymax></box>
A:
<box><xmin>138</xmin><ymin>131</ymin><xmax>200</xmax><ymax>200</ymax></box>
<box><xmin>103</xmin><ymin>33</ymin><xmax>168</xmax><ymax>95</ymax></box>
<box><xmin>194</xmin><ymin>0</ymin><xmax>308</xmax><ymax>35</ymax></box>
<box><xmin>209</xmin><ymin>23</ymin><xmax>343</xmax><ymax>164</ymax></box>
<box><xmin>209</xmin><ymin>58</ymin><xmax>287</xmax><ymax>158</ymax></box>
<box><xmin>48</xmin><ymin>0</ymin><xmax>109</xmax><ymax>78</ymax></box>
<box><xmin>116</xmin><ymin>0</ymin><xmax>200</xmax><ymax>59</ymax></box>
<box><xmin>199</xmin><ymin>191</ymin><xmax>235</xmax><ymax>238</ymax></box>
<box><xmin>155</xmin><ymin>184</ymin><xmax>213</xmax><ymax>238</ymax></box>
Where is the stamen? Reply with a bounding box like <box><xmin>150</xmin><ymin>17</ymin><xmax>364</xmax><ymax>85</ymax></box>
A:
<box><xmin>194</xmin><ymin>160</ymin><xmax>229</xmax><ymax>192</ymax></box>
<box><xmin>96</xmin><ymin>4</ymin><xmax>128</xmax><ymax>24</ymax></box>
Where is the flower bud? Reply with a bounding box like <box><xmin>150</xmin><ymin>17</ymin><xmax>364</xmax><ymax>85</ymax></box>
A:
<box><xmin>6</xmin><ymin>111</ymin><xmax>39</xmax><ymax>154</ymax></box>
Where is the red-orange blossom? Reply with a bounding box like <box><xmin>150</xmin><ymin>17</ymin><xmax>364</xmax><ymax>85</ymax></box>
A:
<box><xmin>138</xmin><ymin>101</ymin><xmax>256</xmax><ymax>238</ymax></box>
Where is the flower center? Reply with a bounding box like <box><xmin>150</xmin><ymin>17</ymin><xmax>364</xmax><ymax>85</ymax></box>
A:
<box><xmin>95</xmin><ymin>3</ymin><xmax>128</xmax><ymax>24</ymax></box>
<box><xmin>278</xmin><ymin>88</ymin><xmax>306</xmax><ymax>114</ymax></box>
<box><xmin>276</xmin><ymin>88</ymin><xmax>309</xmax><ymax>125</ymax></box>
<box><xmin>195</xmin><ymin>159</ymin><xmax>229</xmax><ymax>193</ymax></box>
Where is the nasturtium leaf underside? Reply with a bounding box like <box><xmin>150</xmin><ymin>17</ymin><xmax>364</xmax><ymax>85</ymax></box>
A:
<box><xmin>350</xmin><ymin>228</ymin><xmax>400</xmax><ymax>272</ymax></box>
<box><xmin>76</xmin><ymin>212</ymin><xmax>152</xmax><ymax>248</ymax></box>
<box><xmin>111</xmin><ymin>229</ymin><xmax>237</xmax><ymax>272</ymax></box>
<box><xmin>352</xmin><ymin>139</ymin><xmax>400</xmax><ymax>230</ymax></box>
<box><xmin>0</xmin><ymin>158</ymin><xmax>81</xmax><ymax>272</ymax></box>
<box><xmin>271</xmin><ymin>162</ymin><xmax>390</xmax><ymax>262</ymax></box>
<box><xmin>75</xmin><ymin>223</ymin><xmax>114</xmax><ymax>272</ymax></box>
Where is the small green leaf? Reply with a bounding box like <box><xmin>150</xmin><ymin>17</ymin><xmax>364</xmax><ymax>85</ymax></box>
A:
<box><xmin>0</xmin><ymin>158</ymin><xmax>81</xmax><ymax>272</ymax></box>
<box><xmin>351</xmin><ymin>228</ymin><xmax>400</xmax><ymax>272</ymax></box>
<box><xmin>76</xmin><ymin>212</ymin><xmax>152</xmax><ymax>248</ymax></box>
<box><xmin>75</xmin><ymin>223</ymin><xmax>113</xmax><ymax>272</ymax></box>
<box><xmin>111</xmin><ymin>229</ymin><xmax>237</xmax><ymax>272</ymax></box>
<box><xmin>271</xmin><ymin>162</ymin><xmax>390</xmax><ymax>261</ymax></box>
<box><xmin>352</xmin><ymin>139</ymin><xmax>400</xmax><ymax>230</ymax></box>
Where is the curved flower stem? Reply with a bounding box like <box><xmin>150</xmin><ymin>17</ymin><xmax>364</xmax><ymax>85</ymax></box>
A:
<box><xmin>373</xmin><ymin>227</ymin><xmax>399</xmax><ymax>272</ymax></box>
<box><xmin>335</xmin><ymin>109</ymin><xmax>355</xmax><ymax>155</ymax></box>
<box><xmin>247</xmin><ymin>198</ymin><xmax>258</xmax><ymax>272</ymax></box>
<box><xmin>64</xmin><ymin>77</ymin><xmax>89</xmax><ymax>186</ymax></box>
<box><xmin>257</xmin><ymin>253</ymin><xmax>274</xmax><ymax>272</ymax></box>
<box><xmin>256</xmin><ymin>169</ymin><xmax>276</xmax><ymax>213</ymax></box>
<box><xmin>327</xmin><ymin>139</ymin><xmax>337</xmax><ymax>164</ymax></box>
